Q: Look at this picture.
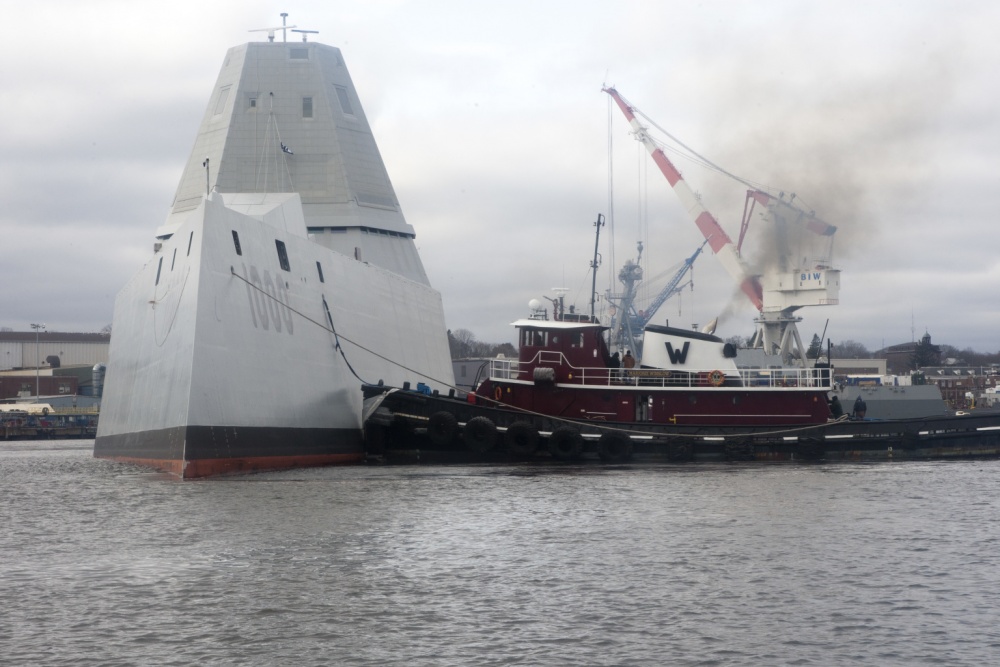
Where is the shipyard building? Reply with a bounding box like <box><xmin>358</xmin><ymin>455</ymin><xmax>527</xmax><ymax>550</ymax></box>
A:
<box><xmin>0</xmin><ymin>331</ymin><xmax>110</xmax><ymax>399</ymax></box>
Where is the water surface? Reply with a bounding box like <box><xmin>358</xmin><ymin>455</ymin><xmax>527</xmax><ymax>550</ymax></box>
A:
<box><xmin>2</xmin><ymin>441</ymin><xmax>998</xmax><ymax>665</ymax></box>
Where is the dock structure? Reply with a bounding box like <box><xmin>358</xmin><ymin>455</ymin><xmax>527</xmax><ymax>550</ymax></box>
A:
<box><xmin>1</xmin><ymin>406</ymin><xmax>99</xmax><ymax>440</ymax></box>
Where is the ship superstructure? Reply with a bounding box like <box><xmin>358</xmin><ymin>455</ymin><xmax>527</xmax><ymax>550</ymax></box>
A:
<box><xmin>95</xmin><ymin>29</ymin><xmax>453</xmax><ymax>477</ymax></box>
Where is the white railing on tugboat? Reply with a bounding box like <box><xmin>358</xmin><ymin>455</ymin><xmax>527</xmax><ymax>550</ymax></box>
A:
<box><xmin>488</xmin><ymin>356</ymin><xmax>832</xmax><ymax>390</ymax></box>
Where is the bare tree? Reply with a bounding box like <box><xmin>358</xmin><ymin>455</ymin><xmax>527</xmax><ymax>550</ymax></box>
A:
<box><xmin>830</xmin><ymin>340</ymin><xmax>870</xmax><ymax>359</ymax></box>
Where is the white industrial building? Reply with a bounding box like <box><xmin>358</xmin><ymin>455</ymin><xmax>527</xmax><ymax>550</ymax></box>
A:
<box><xmin>0</xmin><ymin>331</ymin><xmax>110</xmax><ymax>371</ymax></box>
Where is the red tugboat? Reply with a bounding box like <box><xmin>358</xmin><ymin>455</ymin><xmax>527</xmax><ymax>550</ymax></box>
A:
<box><xmin>475</xmin><ymin>314</ymin><xmax>831</xmax><ymax>428</ymax></box>
<box><xmin>361</xmin><ymin>303</ymin><xmax>851</xmax><ymax>464</ymax></box>
<box><xmin>361</xmin><ymin>303</ymin><xmax>1000</xmax><ymax>463</ymax></box>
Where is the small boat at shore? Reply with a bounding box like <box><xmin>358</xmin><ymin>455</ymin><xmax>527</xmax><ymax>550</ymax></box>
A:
<box><xmin>362</xmin><ymin>310</ymin><xmax>1000</xmax><ymax>463</ymax></box>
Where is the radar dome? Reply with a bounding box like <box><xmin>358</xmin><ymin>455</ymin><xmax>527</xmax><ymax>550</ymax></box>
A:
<box><xmin>528</xmin><ymin>299</ymin><xmax>541</xmax><ymax>310</ymax></box>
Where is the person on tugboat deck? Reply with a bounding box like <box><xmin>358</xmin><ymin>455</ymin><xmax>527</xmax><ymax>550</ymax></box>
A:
<box><xmin>622</xmin><ymin>350</ymin><xmax>636</xmax><ymax>380</ymax></box>
<box><xmin>610</xmin><ymin>351</ymin><xmax>621</xmax><ymax>381</ymax></box>
<box><xmin>829</xmin><ymin>395</ymin><xmax>844</xmax><ymax>418</ymax></box>
<box><xmin>853</xmin><ymin>395</ymin><xmax>867</xmax><ymax>420</ymax></box>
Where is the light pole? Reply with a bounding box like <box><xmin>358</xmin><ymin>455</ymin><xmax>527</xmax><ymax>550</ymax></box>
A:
<box><xmin>30</xmin><ymin>323</ymin><xmax>45</xmax><ymax>398</ymax></box>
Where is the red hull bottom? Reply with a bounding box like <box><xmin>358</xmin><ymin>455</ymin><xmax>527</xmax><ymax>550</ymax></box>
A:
<box><xmin>100</xmin><ymin>452</ymin><xmax>364</xmax><ymax>479</ymax></box>
<box><xmin>94</xmin><ymin>424</ymin><xmax>366</xmax><ymax>478</ymax></box>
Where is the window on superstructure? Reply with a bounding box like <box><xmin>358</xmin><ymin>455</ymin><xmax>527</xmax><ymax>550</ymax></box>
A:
<box><xmin>249</xmin><ymin>96</ymin><xmax>257</xmax><ymax>109</ymax></box>
<box><xmin>232</xmin><ymin>231</ymin><xmax>242</xmax><ymax>256</ymax></box>
<box><xmin>170</xmin><ymin>248</ymin><xmax>176</xmax><ymax>271</ymax></box>
<box><xmin>302</xmin><ymin>97</ymin><xmax>313</xmax><ymax>118</ymax></box>
<box><xmin>290</xmin><ymin>48</ymin><xmax>309</xmax><ymax>60</ymax></box>
<box><xmin>214</xmin><ymin>85</ymin><xmax>231</xmax><ymax>115</ymax></box>
<box><xmin>335</xmin><ymin>86</ymin><xmax>354</xmax><ymax>115</ymax></box>
<box><xmin>316</xmin><ymin>261</ymin><xmax>325</xmax><ymax>283</ymax></box>
<box><xmin>187</xmin><ymin>231</ymin><xmax>193</xmax><ymax>256</ymax></box>
<box><xmin>276</xmin><ymin>240</ymin><xmax>290</xmax><ymax>271</ymax></box>
<box><xmin>155</xmin><ymin>257</ymin><xmax>163</xmax><ymax>286</ymax></box>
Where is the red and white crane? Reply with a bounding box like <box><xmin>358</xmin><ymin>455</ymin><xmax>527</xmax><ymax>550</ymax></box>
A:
<box><xmin>603</xmin><ymin>86</ymin><xmax>841</xmax><ymax>365</ymax></box>
<box><xmin>604</xmin><ymin>86</ymin><xmax>763</xmax><ymax>311</ymax></box>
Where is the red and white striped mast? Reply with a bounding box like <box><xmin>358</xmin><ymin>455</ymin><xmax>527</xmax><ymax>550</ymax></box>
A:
<box><xmin>603</xmin><ymin>86</ymin><xmax>763</xmax><ymax>312</ymax></box>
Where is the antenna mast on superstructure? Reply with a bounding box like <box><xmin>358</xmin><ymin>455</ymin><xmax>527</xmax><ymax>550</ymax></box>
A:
<box><xmin>249</xmin><ymin>14</ymin><xmax>297</xmax><ymax>42</ymax></box>
<box><xmin>292</xmin><ymin>29</ymin><xmax>319</xmax><ymax>42</ymax></box>
<box><xmin>591</xmin><ymin>213</ymin><xmax>604</xmax><ymax>322</ymax></box>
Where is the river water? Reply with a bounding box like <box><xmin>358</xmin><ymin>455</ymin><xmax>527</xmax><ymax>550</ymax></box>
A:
<box><xmin>2</xmin><ymin>440</ymin><xmax>999</xmax><ymax>666</ymax></box>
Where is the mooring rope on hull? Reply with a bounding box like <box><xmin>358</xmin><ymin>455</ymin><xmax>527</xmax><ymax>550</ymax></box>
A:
<box><xmin>230</xmin><ymin>267</ymin><xmax>455</xmax><ymax>389</ymax></box>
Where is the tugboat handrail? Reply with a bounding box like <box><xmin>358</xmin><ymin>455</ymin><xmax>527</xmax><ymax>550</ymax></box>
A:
<box><xmin>489</xmin><ymin>357</ymin><xmax>831</xmax><ymax>390</ymax></box>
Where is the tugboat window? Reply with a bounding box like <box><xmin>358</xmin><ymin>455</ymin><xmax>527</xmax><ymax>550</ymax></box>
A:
<box><xmin>521</xmin><ymin>329</ymin><xmax>547</xmax><ymax>346</ymax></box>
<box><xmin>528</xmin><ymin>331</ymin><xmax>547</xmax><ymax>346</ymax></box>
<box><xmin>231</xmin><ymin>230</ymin><xmax>242</xmax><ymax>256</ymax></box>
<box><xmin>276</xmin><ymin>240</ymin><xmax>290</xmax><ymax>271</ymax></box>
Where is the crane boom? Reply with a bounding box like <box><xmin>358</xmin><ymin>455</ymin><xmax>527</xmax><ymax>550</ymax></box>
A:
<box><xmin>603</xmin><ymin>86</ymin><xmax>763</xmax><ymax>311</ymax></box>
<box><xmin>747</xmin><ymin>190</ymin><xmax>837</xmax><ymax>236</ymax></box>
<box><xmin>639</xmin><ymin>239</ymin><xmax>708</xmax><ymax>328</ymax></box>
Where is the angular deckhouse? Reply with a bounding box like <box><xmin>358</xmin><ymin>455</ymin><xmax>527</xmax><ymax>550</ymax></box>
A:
<box><xmin>95</xmin><ymin>37</ymin><xmax>453</xmax><ymax>477</ymax></box>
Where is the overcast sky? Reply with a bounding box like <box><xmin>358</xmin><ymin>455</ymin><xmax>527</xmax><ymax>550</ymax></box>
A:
<box><xmin>3</xmin><ymin>1</ymin><xmax>999</xmax><ymax>354</ymax></box>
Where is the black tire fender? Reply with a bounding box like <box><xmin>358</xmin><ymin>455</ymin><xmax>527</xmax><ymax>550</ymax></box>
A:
<box><xmin>797</xmin><ymin>437</ymin><xmax>824</xmax><ymax>461</ymax></box>
<box><xmin>463</xmin><ymin>416</ymin><xmax>498</xmax><ymax>453</ymax></box>
<box><xmin>725</xmin><ymin>439</ymin><xmax>755</xmax><ymax>461</ymax></box>
<box><xmin>427</xmin><ymin>411</ymin><xmax>458</xmax><ymax>447</ymax></box>
<box><xmin>666</xmin><ymin>440</ymin><xmax>693</xmax><ymax>462</ymax></box>
<box><xmin>548</xmin><ymin>427</ymin><xmax>583</xmax><ymax>460</ymax></box>
<box><xmin>598</xmin><ymin>431</ymin><xmax>633</xmax><ymax>463</ymax></box>
<box><xmin>505</xmin><ymin>421</ymin><xmax>539</xmax><ymax>455</ymax></box>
